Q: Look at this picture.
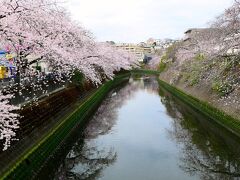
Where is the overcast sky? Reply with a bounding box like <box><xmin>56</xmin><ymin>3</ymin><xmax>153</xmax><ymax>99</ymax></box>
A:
<box><xmin>64</xmin><ymin>0</ymin><xmax>233</xmax><ymax>43</ymax></box>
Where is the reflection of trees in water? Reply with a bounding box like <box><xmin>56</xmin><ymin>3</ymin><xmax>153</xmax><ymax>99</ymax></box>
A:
<box><xmin>85</xmin><ymin>80</ymin><xmax>141</xmax><ymax>138</ymax></box>
<box><xmin>130</xmin><ymin>76</ymin><xmax>159</xmax><ymax>95</ymax></box>
<box><xmin>55</xmin><ymin>76</ymin><xmax>159</xmax><ymax>179</ymax></box>
<box><xmin>159</xmin><ymin>88</ymin><xmax>240</xmax><ymax>180</ymax></box>
<box><xmin>55</xmin><ymin>140</ymin><xmax>117</xmax><ymax>180</ymax></box>
<box><xmin>86</xmin><ymin>76</ymin><xmax>159</xmax><ymax>139</ymax></box>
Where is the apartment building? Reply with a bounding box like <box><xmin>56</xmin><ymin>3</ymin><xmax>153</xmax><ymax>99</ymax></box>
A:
<box><xmin>116</xmin><ymin>43</ymin><xmax>153</xmax><ymax>62</ymax></box>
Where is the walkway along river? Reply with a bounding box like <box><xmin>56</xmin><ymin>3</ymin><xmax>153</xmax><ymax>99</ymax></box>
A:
<box><xmin>37</xmin><ymin>76</ymin><xmax>240</xmax><ymax>179</ymax></box>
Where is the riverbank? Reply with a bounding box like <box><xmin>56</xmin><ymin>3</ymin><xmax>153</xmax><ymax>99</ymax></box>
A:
<box><xmin>158</xmin><ymin>78</ymin><xmax>240</xmax><ymax>138</ymax></box>
<box><xmin>1</xmin><ymin>73</ymin><xmax>130</xmax><ymax>179</ymax></box>
<box><xmin>133</xmin><ymin>69</ymin><xmax>240</xmax><ymax>137</ymax></box>
<box><xmin>158</xmin><ymin>55</ymin><xmax>240</xmax><ymax>121</ymax></box>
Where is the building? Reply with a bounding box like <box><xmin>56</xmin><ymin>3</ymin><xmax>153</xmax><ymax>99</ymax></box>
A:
<box><xmin>183</xmin><ymin>28</ymin><xmax>240</xmax><ymax>55</ymax></box>
<box><xmin>0</xmin><ymin>50</ymin><xmax>16</xmax><ymax>79</ymax></box>
<box><xmin>30</xmin><ymin>60</ymin><xmax>51</xmax><ymax>74</ymax></box>
<box><xmin>116</xmin><ymin>43</ymin><xmax>153</xmax><ymax>62</ymax></box>
<box><xmin>184</xmin><ymin>28</ymin><xmax>205</xmax><ymax>41</ymax></box>
<box><xmin>145</xmin><ymin>38</ymin><xmax>178</xmax><ymax>50</ymax></box>
<box><xmin>28</xmin><ymin>55</ymin><xmax>51</xmax><ymax>74</ymax></box>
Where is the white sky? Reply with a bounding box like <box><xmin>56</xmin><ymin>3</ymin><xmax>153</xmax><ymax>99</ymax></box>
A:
<box><xmin>64</xmin><ymin>0</ymin><xmax>233</xmax><ymax>43</ymax></box>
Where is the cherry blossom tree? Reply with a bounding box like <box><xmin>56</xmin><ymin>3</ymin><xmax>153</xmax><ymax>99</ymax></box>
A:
<box><xmin>87</xmin><ymin>42</ymin><xmax>138</xmax><ymax>82</ymax></box>
<box><xmin>0</xmin><ymin>0</ymin><xmax>138</xmax><ymax>150</ymax></box>
<box><xmin>211</xmin><ymin>0</ymin><xmax>240</xmax><ymax>55</ymax></box>
<box><xmin>0</xmin><ymin>0</ymin><xmax>138</xmax><ymax>84</ymax></box>
<box><xmin>176</xmin><ymin>0</ymin><xmax>240</xmax><ymax>61</ymax></box>
<box><xmin>0</xmin><ymin>91</ymin><xmax>19</xmax><ymax>151</ymax></box>
<box><xmin>176</xmin><ymin>28</ymin><xmax>224</xmax><ymax>62</ymax></box>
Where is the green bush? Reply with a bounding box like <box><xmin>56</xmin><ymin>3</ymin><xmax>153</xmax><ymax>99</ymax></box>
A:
<box><xmin>194</xmin><ymin>53</ymin><xmax>205</xmax><ymax>61</ymax></box>
<box><xmin>158</xmin><ymin>61</ymin><xmax>167</xmax><ymax>72</ymax></box>
<box><xmin>180</xmin><ymin>70</ymin><xmax>200</xmax><ymax>86</ymax></box>
<box><xmin>189</xmin><ymin>74</ymin><xmax>200</xmax><ymax>86</ymax></box>
<box><xmin>36</xmin><ymin>66</ymin><xmax>41</xmax><ymax>71</ymax></box>
<box><xmin>71</xmin><ymin>70</ymin><xmax>85</xmax><ymax>88</ymax></box>
<box><xmin>212</xmin><ymin>80</ymin><xmax>233</xmax><ymax>96</ymax></box>
<box><xmin>161</xmin><ymin>54</ymin><xmax>167</xmax><ymax>62</ymax></box>
<box><xmin>189</xmin><ymin>70</ymin><xmax>200</xmax><ymax>86</ymax></box>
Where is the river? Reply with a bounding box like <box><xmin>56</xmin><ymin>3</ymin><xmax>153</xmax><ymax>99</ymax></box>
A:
<box><xmin>38</xmin><ymin>75</ymin><xmax>240</xmax><ymax>180</ymax></box>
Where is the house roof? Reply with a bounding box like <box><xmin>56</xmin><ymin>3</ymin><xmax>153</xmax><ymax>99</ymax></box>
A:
<box><xmin>0</xmin><ymin>50</ymin><xmax>6</xmax><ymax>55</ymax></box>
<box><xmin>184</xmin><ymin>28</ymin><xmax>220</xmax><ymax>34</ymax></box>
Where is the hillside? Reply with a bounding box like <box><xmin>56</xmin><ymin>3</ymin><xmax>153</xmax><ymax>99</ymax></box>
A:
<box><xmin>159</xmin><ymin>52</ymin><xmax>240</xmax><ymax>119</ymax></box>
<box><xmin>146</xmin><ymin>1</ymin><xmax>240</xmax><ymax>120</ymax></box>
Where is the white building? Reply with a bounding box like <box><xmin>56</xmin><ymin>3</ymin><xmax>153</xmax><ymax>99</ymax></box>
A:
<box><xmin>116</xmin><ymin>43</ymin><xmax>153</xmax><ymax>62</ymax></box>
<box><xmin>27</xmin><ymin>55</ymin><xmax>51</xmax><ymax>74</ymax></box>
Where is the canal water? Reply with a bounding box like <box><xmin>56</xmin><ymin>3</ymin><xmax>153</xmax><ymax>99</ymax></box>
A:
<box><xmin>40</xmin><ymin>76</ymin><xmax>240</xmax><ymax>179</ymax></box>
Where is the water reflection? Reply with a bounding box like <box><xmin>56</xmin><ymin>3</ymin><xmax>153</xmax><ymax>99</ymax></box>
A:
<box><xmin>159</xmin><ymin>87</ymin><xmax>240</xmax><ymax>179</ymax></box>
<box><xmin>55</xmin><ymin>77</ymin><xmax>158</xmax><ymax>179</ymax></box>
<box><xmin>51</xmin><ymin>76</ymin><xmax>240</xmax><ymax>180</ymax></box>
<box><xmin>55</xmin><ymin>140</ymin><xmax>117</xmax><ymax>179</ymax></box>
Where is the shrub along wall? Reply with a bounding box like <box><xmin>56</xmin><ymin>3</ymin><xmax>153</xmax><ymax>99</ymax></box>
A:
<box><xmin>1</xmin><ymin>73</ymin><xmax>130</xmax><ymax>180</ymax></box>
<box><xmin>131</xmin><ymin>69</ymin><xmax>160</xmax><ymax>75</ymax></box>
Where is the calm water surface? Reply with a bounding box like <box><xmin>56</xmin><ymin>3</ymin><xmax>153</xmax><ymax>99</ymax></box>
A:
<box><xmin>45</xmin><ymin>76</ymin><xmax>240</xmax><ymax>180</ymax></box>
